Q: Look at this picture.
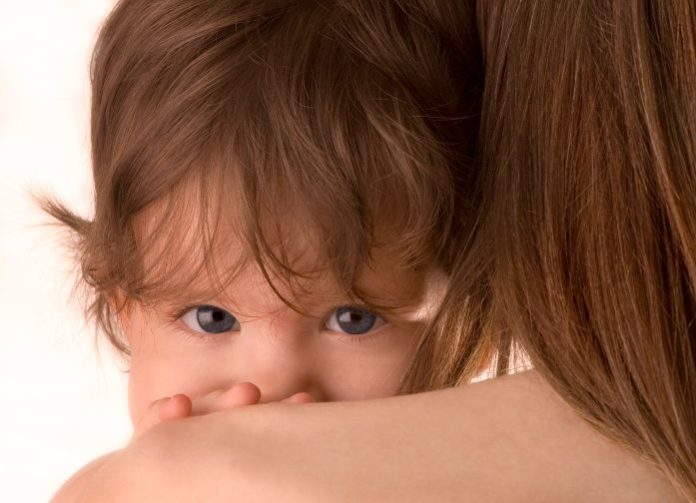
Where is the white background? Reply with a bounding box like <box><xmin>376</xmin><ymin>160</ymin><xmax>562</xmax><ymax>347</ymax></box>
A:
<box><xmin>0</xmin><ymin>2</ymin><xmax>131</xmax><ymax>501</ymax></box>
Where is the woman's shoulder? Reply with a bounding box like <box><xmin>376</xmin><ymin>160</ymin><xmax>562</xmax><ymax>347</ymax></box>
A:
<box><xmin>198</xmin><ymin>370</ymin><xmax>683</xmax><ymax>502</ymax></box>
<box><xmin>54</xmin><ymin>371</ymin><xmax>684</xmax><ymax>502</ymax></box>
<box><xmin>441</xmin><ymin>371</ymin><xmax>684</xmax><ymax>502</ymax></box>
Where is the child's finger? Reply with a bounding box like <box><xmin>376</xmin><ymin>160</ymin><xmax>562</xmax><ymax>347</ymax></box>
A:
<box><xmin>216</xmin><ymin>382</ymin><xmax>262</xmax><ymax>408</ymax></box>
<box><xmin>158</xmin><ymin>393</ymin><xmax>193</xmax><ymax>420</ymax></box>
<box><xmin>134</xmin><ymin>397</ymin><xmax>170</xmax><ymax>437</ymax></box>
<box><xmin>280</xmin><ymin>392</ymin><xmax>315</xmax><ymax>404</ymax></box>
<box><xmin>191</xmin><ymin>382</ymin><xmax>262</xmax><ymax>415</ymax></box>
<box><xmin>134</xmin><ymin>394</ymin><xmax>192</xmax><ymax>438</ymax></box>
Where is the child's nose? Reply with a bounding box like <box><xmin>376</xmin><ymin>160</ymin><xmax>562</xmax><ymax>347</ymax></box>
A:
<box><xmin>230</xmin><ymin>324</ymin><xmax>325</xmax><ymax>402</ymax></box>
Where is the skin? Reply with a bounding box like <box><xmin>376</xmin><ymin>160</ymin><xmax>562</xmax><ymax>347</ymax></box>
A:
<box><xmin>51</xmin><ymin>212</ymin><xmax>684</xmax><ymax>502</ymax></box>
<box><xmin>52</xmin><ymin>370</ymin><xmax>684</xmax><ymax>502</ymax></box>
<box><xmin>94</xmin><ymin>202</ymin><xmax>445</xmax><ymax>433</ymax></box>
<box><xmin>122</xmin><ymin>248</ymin><xmax>447</xmax><ymax>433</ymax></box>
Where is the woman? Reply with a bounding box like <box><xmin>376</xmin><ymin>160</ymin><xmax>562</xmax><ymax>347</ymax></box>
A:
<box><xmin>53</xmin><ymin>0</ymin><xmax>695</xmax><ymax>501</ymax></box>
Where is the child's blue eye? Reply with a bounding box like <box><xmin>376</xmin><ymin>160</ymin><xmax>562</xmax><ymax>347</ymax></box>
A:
<box><xmin>181</xmin><ymin>305</ymin><xmax>239</xmax><ymax>334</ymax></box>
<box><xmin>325</xmin><ymin>306</ymin><xmax>382</xmax><ymax>335</ymax></box>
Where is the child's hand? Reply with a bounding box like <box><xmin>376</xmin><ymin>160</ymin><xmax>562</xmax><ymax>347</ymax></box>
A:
<box><xmin>133</xmin><ymin>382</ymin><xmax>314</xmax><ymax>437</ymax></box>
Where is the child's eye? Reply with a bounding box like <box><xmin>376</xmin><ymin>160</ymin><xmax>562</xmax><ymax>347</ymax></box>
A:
<box><xmin>181</xmin><ymin>305</ymin><xmax>240</xmax><ymax>334</ymax></box>
<box><xmin>325</xmin><ymin>306</ymin><xmax>384</xmax><ymax>335</ymax></box>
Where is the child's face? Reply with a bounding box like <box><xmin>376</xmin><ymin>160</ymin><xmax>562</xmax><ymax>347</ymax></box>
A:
<box><xmin>122</xmin><ymin>235</ymin><xmax>445</xmax><ymax>426</ymax></box>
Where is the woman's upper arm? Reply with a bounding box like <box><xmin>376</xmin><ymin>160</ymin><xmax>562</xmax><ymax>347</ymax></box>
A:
<box><xmin>168</xmin><ymin>370</ymin><xmax>681</xmax><ymax>502</ymax></box>
<box><xmin>51</xmin><ymin>376</ymin><xmax>533</xmax><ymax>502</ymax></box>
<box><xmin>51</xmin><ymin>371</ymin><xmax>682</xmax><ymax>502</ymax></box>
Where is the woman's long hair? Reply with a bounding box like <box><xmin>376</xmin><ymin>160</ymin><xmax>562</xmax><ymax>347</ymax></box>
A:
<box><xmin>472</xmin><ymin>0</ymin><xmax>695</xmax><ymax>499</ymax></box>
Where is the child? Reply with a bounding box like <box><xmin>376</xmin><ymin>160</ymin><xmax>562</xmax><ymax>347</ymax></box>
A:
<box><xmin>46</xmin><ymin>0</ymin><xmax>484</xmax><ymax>442</ymax></box>
<box><xmin>48</xmin><ymin>0</ymin><xmax>696</xmax><ymax>500</ymax></box>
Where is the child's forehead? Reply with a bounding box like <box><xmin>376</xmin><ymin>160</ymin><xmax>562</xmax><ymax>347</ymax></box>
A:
<box><xmin>132</xmin><ymin>195</ymin><xmax>436</xmax><ymax>308</ymax></box>
<box><xmin>134</xmin><ymin>184</ymin><xmax>321</xmax><ymax>267</ymax></box>
<box><xmin>157</xmin><ymin>249</ymin><xmax>437</xmax><ymax>315</ymax></box>
<box><xmin>123</xmin><ymin>167</ymin><xmax>445</xmax><ymax>311</ymax></box>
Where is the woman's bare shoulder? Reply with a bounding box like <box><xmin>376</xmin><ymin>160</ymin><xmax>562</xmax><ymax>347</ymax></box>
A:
<box><xmin>51</xmin><ymin>371</ymin><xmax>684</xmax><ymax>502</ymax></box>
<box><xmin>194</xmin><ymin>370</ymin><xmax>683</xmax><ymax>502</ymax></box>
<box><xmin>439</xmin><ymin>371</ymin><xmax>684</xmax><ymax>502</ymax></box>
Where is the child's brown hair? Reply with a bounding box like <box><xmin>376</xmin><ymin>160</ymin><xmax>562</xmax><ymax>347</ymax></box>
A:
<box><xmin>44</xmin><ymin>0</ymin><xmax>485</xmax><ymax>358</ymax></box>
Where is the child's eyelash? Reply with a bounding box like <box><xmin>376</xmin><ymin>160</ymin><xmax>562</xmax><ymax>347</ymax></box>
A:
<box><xmin>163</xmin><ymin>304</ymin><xmax>236</xmax><ymax>345</ymax></box>
<box><xmin>163</xmin><ymin>302</ymin><xmax>392</xmax><ymax>344</ymax></box>
<box><xmin>322</xmin><ymin>304</ymin><xmax>392</xmax><ymax>342</ymax></box>
<box><xmin>166</xmin><ymin>305</ymin><xmax>197</xmax><ymax>324</ymax></box>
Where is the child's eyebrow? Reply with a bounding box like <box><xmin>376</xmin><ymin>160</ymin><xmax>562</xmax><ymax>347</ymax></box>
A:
<box><xmin>154</xmin><ymin>274</ymin><xmax>426</xmax><ymax>317</ymax></box>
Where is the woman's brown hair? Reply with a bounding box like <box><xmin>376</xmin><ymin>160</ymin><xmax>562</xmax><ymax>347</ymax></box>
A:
<box><xmin>43</xmin><ymin>0</ymin><xmax>484</xmax><ymax>354</ymax></box>
<box><xmin>409</xmin><ymin>0</ymin><xmax>695</xmax><ymax>498</ymax></box>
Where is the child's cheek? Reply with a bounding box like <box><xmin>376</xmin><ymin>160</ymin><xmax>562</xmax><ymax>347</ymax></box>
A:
<box><xmin>126</xmin><ymin>351</ymin><xmax>190</xmax><ymax>426</ymax></box>
<box><xmin>127</xmin><ymin>360</ymin><xmax>161</xmax><ymax>427</ymax></box>
<box><xmin>126</xmin><ymin>345</ymin><xmax>234</xmax><ymax>426</ymax></box>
